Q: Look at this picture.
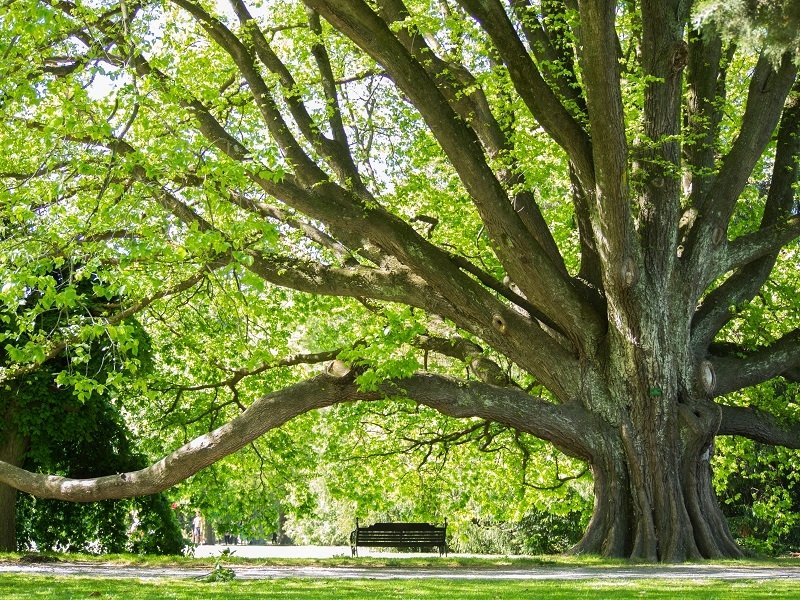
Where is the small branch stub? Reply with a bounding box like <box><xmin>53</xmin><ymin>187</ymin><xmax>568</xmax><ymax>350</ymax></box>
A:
<box><xmin>698</xmin><ymin>360</ymin><xmax>716</xmax><ymax>395</ymax></box>
<box><xmin>621</xmin><ymin>256</ymin><xmax>638</xmax><ymax>288</ymax></box>
<box><xmin>325</xmin><ymin>360</ymin><xmax>352</xmax><ymax>378</ymax></box>
<box><xmin>711</xmin><ymin>226</ymin><xmax>725</xmax><ymax>247</ymax></box>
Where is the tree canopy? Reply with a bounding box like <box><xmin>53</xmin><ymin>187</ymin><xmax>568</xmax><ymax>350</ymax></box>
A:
<box><xmin>0</xmin><ymin>0</ymin><xmax>798</xmax><ymax>561</ymax></box>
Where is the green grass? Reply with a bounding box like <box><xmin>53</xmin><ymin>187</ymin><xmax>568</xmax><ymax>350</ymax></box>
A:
<box><xmin>2</xmin><ymin>552</ymin><xmax>800</xmax><ymax>598</ymax></box>
<box><xmin>0</xmin><ymin>574</ymin><xmax>799</xmax><ymax>599</ymax></box>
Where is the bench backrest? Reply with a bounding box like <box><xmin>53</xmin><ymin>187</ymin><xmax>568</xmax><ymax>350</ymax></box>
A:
<box><xmin>354</xmin><ymin>522</ymin><xmax>446</xmax><ymax>546</ymax></box>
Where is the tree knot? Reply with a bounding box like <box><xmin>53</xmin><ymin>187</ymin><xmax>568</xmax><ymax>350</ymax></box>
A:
<box><xmin>491</xmin><ymin>314</ymin><xmax>507</xmax><ymax>334</ymax></box>
<box><xmin>670</xmin><ymin>41</ymin><xmax>689</xmax><ymax>77</ymax></box>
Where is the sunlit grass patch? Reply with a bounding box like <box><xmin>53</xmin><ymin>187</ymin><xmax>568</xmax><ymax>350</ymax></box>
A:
<box><xmin>1</xmin><ymin>574</ymin><xmax>800</xmax><ymax>599</ymax></box>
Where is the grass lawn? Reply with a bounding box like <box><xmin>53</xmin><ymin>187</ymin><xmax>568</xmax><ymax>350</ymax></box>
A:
<box><xmin>1</xmin><ymin>574</ymin><xmax>800</xmax><ymax>599</ymax></box>
<box><xmin>2</xmin><ymin>553</ymin><xmax>800</xmax><ymax>598</ymax></box>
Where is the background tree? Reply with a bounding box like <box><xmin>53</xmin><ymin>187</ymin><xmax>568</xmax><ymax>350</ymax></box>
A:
<box><xmin>0</xmin><ymin>0</ymin><xmax>798</xmax><ymax>562</ymax></box>
<box><xmin>0</xmin><ymin>260</ymin><xmax>182</xmax><ymax>552</ymax></box>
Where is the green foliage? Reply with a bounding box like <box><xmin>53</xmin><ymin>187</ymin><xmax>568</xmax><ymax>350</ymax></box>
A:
<box><xmin>201</xmin><ymin>548</ymin><xmax>237</xmax><ymax>583</ymax></box>
<box><xmin>1</xmin><ymin>0</ymin><xmax>797</xmax><ymax>561</ymax></box>
<box><xmin>1</xmin><ymin>263</ymin><xmax>181</xmax><ymax>554</ymax></box>
<box><xmin>15</xmin><ymin>393</ymin><xmax>184</xmax><ymax>555</ymax></box>
<box><xmin>452</xmin><ymin>509</ymin><xmax>586</xmax><ymax>555</ymax></box>
<box><xmin>693</xmin><ymin>1</ymin><xmax>800</xmax><ymax>64</ymax></box>
<box><xmin>714</xmin><ymin>426</ymin><xmax>800</xmax><ymax>555</ymax></box>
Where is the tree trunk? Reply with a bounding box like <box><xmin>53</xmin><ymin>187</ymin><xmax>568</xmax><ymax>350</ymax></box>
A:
<box><xmin>572</xmin><ymin>386</ymin><xmax>743</xmax><ymax>561</ymax></box>
<box><xmin>0</xmin><ymin>422</ymin><xmax>27</xmax><ymax>552</ymax></box>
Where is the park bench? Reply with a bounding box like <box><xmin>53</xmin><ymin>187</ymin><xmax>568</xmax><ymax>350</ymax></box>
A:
<box><xmin>349</xmin><ymin>518</ymin><xmax>448</xmax><ymax>557</ymax></box>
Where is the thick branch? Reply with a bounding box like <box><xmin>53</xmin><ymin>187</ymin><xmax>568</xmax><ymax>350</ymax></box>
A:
<box><xmin>376</xmin><ymin>0</ymin><xmax>567</xmax><ymax>273</ymax></box>
<box><xmin>636</xmin><ymin>0</ymin><xmax>687</xmax><ymax>284</ymax></box>
<box><xmin>685</xmin><ymin>55</ymin><xmax>796</xmax><ymax>290</ymax></box>
<box><xmin>719</xmin><ymin>215</ymin><xmax>800</xmax><ymax>274</ymax></box>
<box><xmin>45</xmin><ymin>0</ymin><xmax>585</xmax><ymax>398</ymax></box>
<box><xmin>0</xmin><ymin>373</ymin><xmax>368</xmax><ymax>500</ymax></box>
<box><xmin>415</xmin><ymin>335</ymin><xmax>483</xmax><ymax>361</ymax></box>
<box><xmin>457</xmin><ymin>0</ymin><xmax>594</xmax><ymax>186</ymax></box>
<box><xmin>415</xmin><ymin>334</ymin><xmax>510</xmax><ymax>386</ymax></box>
<box><xmin>712</xmin><ymin>329</ymin><xmax>800</xmax><ymax>396</ymax></box>
<box><xmin>396</xmin><ymin>374</ymin><xmax>598</xmax><ymax>459</ymax></box>
<box><xmin>512</xmin><ymin>0</ymin><xmax>587</xmax><ymax>120</ymax></box>
<box><xmin>691</xmin><ymin>83</ymin><xmax>800</xmax><ymax>350</ymax></box>
<box><xmin>244</xmin><ymin>251</ymin><xmax>440</xmax><ymax>309</ymax></box>
<box><xmin>718</xmin><ymin>405</ymin><xmax>800</xmax><ymax>449</ymax></box>
<box><xmin>306</xmin><ymin>0</ymin><xmax>603</xmax><ymax>345</ymax></box>
<box><xmin>305</xmin><ymin>7</ymin><xmax>361</xmax><ymax>184</ymax></box>
<box><xmin>684</xmin><ymin>28</ymin><xmax>725</xmax><ymax>205</ymax></box>
<box><xmin>0</xmin><ymin>371</ymin><xmax>598</xmax><ymax>500</ymax></box>
<box><xmin>574</xmin><ymin>0</ymin><xmax>637</xmax><ymax>294</ymax></box>
<box><xmin>225</xmin><ymin>0</ymin><xmax>365</xmax><ymax>190</ymax></box>
<box><xmin>170</xmin><ymin>0</ymin><xmax>329</xmax><ymax>187</ymax></box>
<box><xmin>236</xmin><ymin>195</ymin><xmax>355</xmax><ymax>262</ymax></box>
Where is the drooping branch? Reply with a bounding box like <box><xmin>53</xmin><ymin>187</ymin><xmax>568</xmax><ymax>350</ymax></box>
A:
<box><xmin>718</xmin><ymin>404</ymin><xmax>800</xmax><ymax>449</ymax></box>
<box><xmin>0</xmin><ymin>372</ymin><xmax>370</xmax><ymax>501</ymax></box>
<box><xmin>0</xmin><ymin>370</ymin><xmax>597</xmax><ymax>501</ymax></box>
<box><xmin>712</xmin><ymin>329</ymin><xmax>800</xmax><ymax>396</ymax></box>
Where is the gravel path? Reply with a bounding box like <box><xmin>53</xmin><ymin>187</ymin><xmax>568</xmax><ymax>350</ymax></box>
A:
<box><xmin>3</xmin><ymin>560</ymin><xmax>800</xmax><ymax>581</ymax></box>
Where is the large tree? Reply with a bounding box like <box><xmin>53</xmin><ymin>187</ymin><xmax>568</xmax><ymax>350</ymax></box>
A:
<box><xmin>0</xmin><ymin>0</ymin><xmax>798</xmax><ymax>561</ymax></box>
